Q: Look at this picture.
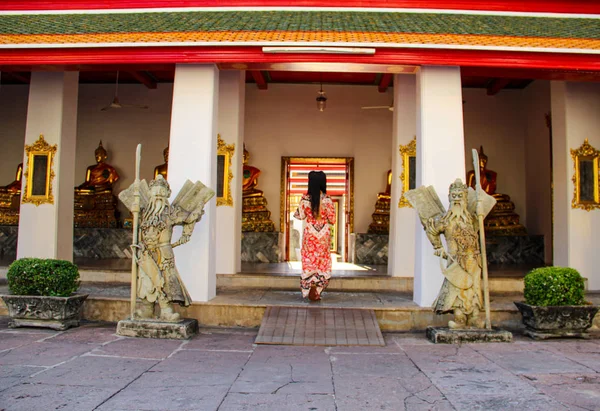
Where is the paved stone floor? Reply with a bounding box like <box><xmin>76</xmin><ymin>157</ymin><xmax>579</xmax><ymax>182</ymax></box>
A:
<box><xmin>1</xmin><ymin>317</ymin><xmax>599</xmax><ymax>411</ymax></box>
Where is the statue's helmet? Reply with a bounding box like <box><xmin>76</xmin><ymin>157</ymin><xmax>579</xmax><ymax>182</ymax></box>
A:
<box><xmin>95</xmin><ymin>140</ymin><xmax>108</xmax><ymax>162</ymax></box>
<box><xmin>149</xmin><ymin>175</ymin><xmax>171</xmax><ymax>198</ymax></box>
<box><xmin>448</xmin><ymin>178</ymin><xmax>468</xmax><ymax>204</ymax></box>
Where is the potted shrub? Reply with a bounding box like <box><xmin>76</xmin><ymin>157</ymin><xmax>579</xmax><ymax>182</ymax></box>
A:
<box><xmin>1</xmin><ymin>258</ymin><xmax>88</xmax><ymax>330</ymax></box>
<box><xmin>515</xmin><ymin>267</ymin><xmax>598</xmax><ymax>339</ymax></box>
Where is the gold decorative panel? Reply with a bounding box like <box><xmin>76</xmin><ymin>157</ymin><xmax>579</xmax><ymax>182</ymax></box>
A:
<box><xmin>571</xmin><ymin>138</ymin><xmax>599</xmax><ymax>211</ymax></box>
<box><xmin>217</xmin><ymin>134</ymin><xmax>235</xmax><ymax>207</ymax></box>
<box><xmin>398</xmin><ymin>137</ymin><xmax>416</xmax><ymax>208</ymax></box>
<box><xmin>22</xmin><ymin>135</ymin><xmax>57</xmax><ymax>206</ymax></box>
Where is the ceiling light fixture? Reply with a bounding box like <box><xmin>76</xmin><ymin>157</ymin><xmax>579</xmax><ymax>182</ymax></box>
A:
<box><xmin>316</xmin><ymin>82</ymin><xmax>327</xmax><ymax>112</ymax></box>
<box><xmin>262</xmin><ymin>46</ymin><xmax>375</xmax><ymax>55</ymax></box>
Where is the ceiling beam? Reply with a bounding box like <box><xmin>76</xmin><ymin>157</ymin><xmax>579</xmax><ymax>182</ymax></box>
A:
<box><xmin>378</xmin><ymin>73</ymin><xmax>393</xmax><ymax>93</ymax></box>
<box><xmin>250</xmin><ymin>70</ymin><xmax>267</xmax><ymax>90</ymax></box>
<box><xmin>486</xmin><ymin>78</ymin><xmax>512</xmax><ymax>95</ymax></box>
<box><xmin>128</xmin><ymin>71</ymin><xmax>157</xmax><ymax>89</ymax></box>
<box><xmin>1</xmin><ymin>71</ymin><xmax>30</xmax><ymax>84</ymax></box>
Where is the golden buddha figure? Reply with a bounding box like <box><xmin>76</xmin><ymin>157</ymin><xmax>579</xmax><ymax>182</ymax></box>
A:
<box><xmin>0</xmin><ymin>163</ymin><xmax>23</xmax><ymax>193</ymax></box>
<box><xmin>466</xmin><ymin>146</ymin><xmax>526</xmax><ymax>236</ymax></box>
<box><xmin>0</xmin><ymin>162</ymin><xmax>24</xmax><ymax>225</ymax></box>
<box><xmin>368</xmin><ymin>169</ymin><xmax>392</xmax><ymax>234</ymax></box>
<box><xmin>466</xmin><ymin>146</ymin><xmax>497</xmax><ymax>195</ymax></box>
<box><xmin>154</xmin><ymin>145</ymin><xmax>169</xmax><ymax>179</ymax></box>
<box><xmin>76</xmin><ymin>141</ymin><xmax>120</xmax><ymax>194</ymax></box>
<box><xmin>242</xmin><ymin>145</ymin><xmax>263</xmax><ymax>197</ymax></box>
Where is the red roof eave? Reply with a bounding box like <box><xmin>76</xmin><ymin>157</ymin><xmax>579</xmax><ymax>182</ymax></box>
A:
<box><xmin>0</xmin><ymin>46</ymin><xmax>599</xmax><ymax>71</ymax></box>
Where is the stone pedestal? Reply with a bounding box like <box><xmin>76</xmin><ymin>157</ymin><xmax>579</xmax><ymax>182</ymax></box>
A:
<box><xmin>241</xmin><ymin>232</ymin><xmax>281</xmax><ymax>263</ymax></box>
<box><xmin>116</xmin><ymin>318</ymin><xmax>198</xmax><ymax>339</ymax></box>
<box><xmin>1</xmin><ymin>294</ymin><xmax>88</xmax><ymax>331</ymax></box>
<box><xmin>426</xmin><ymin>326</ymin><xmax>513</xmax><ymax>344</ymax></box>
<box><xmin>354</xmin><ymin>234</ymin><xmax>388</xmax><ymax>264</ymax></box>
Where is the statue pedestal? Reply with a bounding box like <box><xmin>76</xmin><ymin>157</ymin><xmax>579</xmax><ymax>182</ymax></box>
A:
<box><xmin>116</xmin><ymin>318</ymin><xmax>198</xmax><ymax>339</ymax></box>
<box><xmin>0</xmin><ymin>191</ymin><xmax>20</xmax><ymax>226</ymax></box>
<box><xmin>426</xmin><ymin>326</ymin><xmax>513</xmax><ymax>344</ymax></box>
<box><xmin>367</xmin><ymin>197</ymin><xmax>390</xmax><ymax>234</ymax></box>
<box><xmin>74</xmin><ymin>192</ymin><xmax>119</xmax><ymax>228</ymax></box>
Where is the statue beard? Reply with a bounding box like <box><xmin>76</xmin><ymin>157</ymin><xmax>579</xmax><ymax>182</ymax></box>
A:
<box><xmin>142</xmin><ymin>197</ymin><xmax>169</xmax><ymax>227</ymax></box>
<box><xmin>444</xmin><ymin>200</ymin><xmax>471</xmax><ymax>225</ymax></box>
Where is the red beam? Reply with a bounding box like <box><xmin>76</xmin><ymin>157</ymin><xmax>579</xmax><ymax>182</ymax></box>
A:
<box><xmin>378</xmin><ymin>73</ymin><xmax>393</xmax><ymax>93</ymax></box>
<box><xmin>250</xmin><ymin>70</ymin><xmax>268</xmax><ymax>90</ymax></box>
<box><xmin>1</xmin><ymin>1</ymin><xmax>598</xmax><ymax>13</ymax></box>
<box><xmin>485</xmin><ymin>78</ymin><xmax>512</xmax><ymax>95</ymax></box>
<box><xmin>128</xmin><ymin>70</ymin><xmax>157</xmax><ymax>89</ymax></box>
<box><xmin>0</xmin><ymin>47</ymin><xmax>599</xmax><ymax>73</ymax></box>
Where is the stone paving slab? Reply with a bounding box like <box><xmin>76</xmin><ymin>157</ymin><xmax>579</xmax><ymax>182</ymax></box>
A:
<box><xmin>0</xmin><ymin>318</ymin><xmax>599</xmax><ymax>410</ymax></box>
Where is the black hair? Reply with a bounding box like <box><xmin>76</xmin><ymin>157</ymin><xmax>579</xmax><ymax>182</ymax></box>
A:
<box><xmin>307</xmin><ymin>171</ymin><xmax>327</xmax><ymax>217</ymax></box>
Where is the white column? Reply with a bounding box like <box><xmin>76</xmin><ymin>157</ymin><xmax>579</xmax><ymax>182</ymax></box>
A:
<box><xmin>168</xmin><ymin>64</ymin><xmax>219</xmax><ymax>302</ymax></box>
<box><xmin>216</xmin><ymin>71</ymin><xmax>245</xmax><ymax>274</ymax></box>
<box><xmin>17</xmin><ymin>72</ymin><xmax>79</xmax><ymax>261</ymax></box>
<box><xmin>388</xmin><ymin>74</ymin><xmax>417</xmax><ymax>277</ymax></box>
<box><xmin>413</xmin><ymin>66</ymin><xmax>466</xmax><ymax>306</ymax></box>
<box><xmin>551</xmin><ymin>81</ymin><xmax>600</xmax><ymax>290</ymax></box>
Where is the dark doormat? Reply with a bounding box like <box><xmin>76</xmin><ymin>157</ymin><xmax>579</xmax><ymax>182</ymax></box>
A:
<box><xmin>255</xmin><ymin>306</ymin><xmax>385</xmax><ymax>346</ymax></box>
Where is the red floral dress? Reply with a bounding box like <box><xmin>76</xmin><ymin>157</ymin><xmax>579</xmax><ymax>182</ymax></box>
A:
<box><xmin>293</xmin><ymin>193</ymin><xmax>336</xmax><ymax>298</ymax></box>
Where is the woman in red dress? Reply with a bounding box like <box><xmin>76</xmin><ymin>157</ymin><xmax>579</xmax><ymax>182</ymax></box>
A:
<box><xmin>293</xmin><ymin>171</ymin><xmax>336</xmax><ymax>301</ymax></box>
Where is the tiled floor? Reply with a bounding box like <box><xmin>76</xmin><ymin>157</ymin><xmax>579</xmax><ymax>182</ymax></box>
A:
<box><xmin>255</xmin><ymin>307</ymin><xmax>385</xmax><ymax>346</ymax></box>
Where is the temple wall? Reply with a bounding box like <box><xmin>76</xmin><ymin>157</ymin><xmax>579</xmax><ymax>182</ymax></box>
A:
<box><xmin>0</xmin><ymin>85</ymin><xmax>29</xmax><ymax>182</ymax></box>
<box><xmin>244</xmin><ymin>83</ymin><xmax>394</xmax><ymax>233</ymax></box>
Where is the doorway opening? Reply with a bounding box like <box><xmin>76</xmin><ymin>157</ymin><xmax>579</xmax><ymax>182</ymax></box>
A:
<box><xmin>280</xmin><ymin>157</ymin><xmax>354</xmax><ymax>263</ymax></box>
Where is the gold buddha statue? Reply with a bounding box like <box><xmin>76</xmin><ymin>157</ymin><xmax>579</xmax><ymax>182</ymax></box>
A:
<box><xmin>154</xmin><ymin>145</ymin><xmax>169</xmax><ymax>179</ymax></box>
<box><xmin>466</xmin><ymin>146</ymin><xmax>526</xmax><ymax>236</ymax></box>
<box><xmin>368</xmin><ymin>170</ymin><xmax>392</xmax><ymax>234</ymax></box>
<box><xmin>74</xmin><ymin>141</ymin><xmax>120</xmax><ymax>228</ymax></box>
<box><xmin>243</xmin><ymin>145</ymin><xmax>263</xmax><ymax>197</ymax></box>
<box><xmin>242</xmin><ymin>144</ymin><xmax>274</xmax><ymax>232</ymax></box>
<box><xmin>76</xmin><ymin>141</ymin><xmax>120</xmax><ymax>194</ymax></box>
<box><xmin>0</xmin><ymin>162</ymin><xmax>23</xmax><ymax>225</ymax></box>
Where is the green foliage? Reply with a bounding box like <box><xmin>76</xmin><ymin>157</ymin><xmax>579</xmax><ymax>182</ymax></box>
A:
<box><xmin>7</xmin><ymin>258</ymin><xmax>80</xmax><ymax>297</ymax></box>
<box><xmin>524</xmin><ymin>267</ymin><xmax>585</xmax><ymax>306</ymax></box>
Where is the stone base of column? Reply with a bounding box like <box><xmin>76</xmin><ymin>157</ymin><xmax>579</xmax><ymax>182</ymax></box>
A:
<box><xmin>117</xmin><ymin>318</ymin><xmax>198</xmax><ymax>339</ymax></box>
<box><xmin>426</xmin><ymin>326</ymin><xmax>513</xmax><ymax>344</ymax></box>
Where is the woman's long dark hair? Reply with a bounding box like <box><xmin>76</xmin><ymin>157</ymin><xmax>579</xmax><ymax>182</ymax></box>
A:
<box><xmin>307</xmin><ymin>171</ymin><xmax>327</xmax><ymax>217</ymax></box>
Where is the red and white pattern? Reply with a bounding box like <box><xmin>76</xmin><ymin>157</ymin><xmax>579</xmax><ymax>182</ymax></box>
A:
<box><xmin>293</xmin><ymin>194</ymin><xmax>336</xmax><ymax>298</ymax></box>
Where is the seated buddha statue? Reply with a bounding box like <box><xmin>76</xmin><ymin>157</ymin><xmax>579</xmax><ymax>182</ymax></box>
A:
<box><xmin>467</xmin><ymin>146</ymin><xmax>497</xmax><ymax>195</ymax></box>
<box><xmin>242</xmin><ymin>144</ymin><xmax>263</xmax><ymax>198</ymax></box>
<box><xmin>75</xmin><ymin>141</ymin><xmax>120</xmax><ymax>194</ymax></box>
<box><xmin>368</xmin><ymin>169</ymin><xmax>392</xmax><ymax>234</ymax></box>
<box><xmin>0</xmin><ymin>163</ymin><xmax>23</xmax><ymax>193</ymax></box>
<box><xmin>154</xmin><ymin>145</ymin><xmax>169</xmax><ymax>179</ymax></box>
<box><xmin>466</xmin><ymin>146</ymin><xmax>526</xmax><ymax>236</ymax></box>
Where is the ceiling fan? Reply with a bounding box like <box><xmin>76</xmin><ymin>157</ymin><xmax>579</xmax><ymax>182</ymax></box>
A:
<box><xmin>361</xmin><ymin>104</ymin><xmax>394</xmax><ymax>112</ymax></box>
<box><xmin>101</xmin><ymin>71</ymin><xmax>149</xmax><ymax>111</ymax></box>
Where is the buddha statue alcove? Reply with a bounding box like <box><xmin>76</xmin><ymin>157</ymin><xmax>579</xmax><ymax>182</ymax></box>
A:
<box><xmin>242</xmin><ymin>145</ymin><xmax>275</xmax><ymax>232</ymax></box>
<box><xmin>367</xmin><ymin>169</ymin><xmax>392</xmax><ymax>234</ymax></box>
<box><xmin>74</xmin><ymin>141</ymin><xmax>120</xmax><ymax>228</ymax></box>
<box><xmin>0</xmin><ymin>163</ymin><xmax>23</xmax><ymax>226</ymax></box>
<box><xmin>466</xmin><ymin>146</ymin><xmax>526</xmax><ymax>236</ymax></box>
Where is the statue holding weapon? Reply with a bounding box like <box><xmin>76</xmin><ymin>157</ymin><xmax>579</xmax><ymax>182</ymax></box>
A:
<box><xmin>119</xmin><ymin>147</ymin><xmax>215</xmax><ymax>322</ymax></box>
<box><xmin>405</xmin><ymin>161</ymin><xmax>496</xmax><ymax>329</ymax></box>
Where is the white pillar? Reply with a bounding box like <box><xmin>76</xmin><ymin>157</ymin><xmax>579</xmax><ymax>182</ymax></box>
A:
<box><xmin>413</xmin><ymin>66</ymin><xmax>466</xmax><ymax>306</ymax></box>
<box><xmin>17</xmin><ymin>72</ymin><xmax>79</xmax><ymax>261</ymax></box>
<box><xmin>388</xmin><ymin>74</ymin><xmax>417</xmax><ymax>277</ymax></box>
<box><xmin>216</xmin><ymin>71</ymin><xmax>245</xmax><ymax>274</ymax></box>
<box><xmin>551</xmin><ymin>81</ymin><xmax>600</xmax><ymax>290</ymax></box>
<box><xmin>168</xmin><ymin>64</ymin><xmax>219</xmax><ymax>302</ymax></box>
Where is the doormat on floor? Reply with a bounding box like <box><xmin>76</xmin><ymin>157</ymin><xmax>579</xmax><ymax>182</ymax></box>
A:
<box><xmin>255</xmin><ymin>306</ymin><xmax>385</xmax><ymax>346</ymax></box>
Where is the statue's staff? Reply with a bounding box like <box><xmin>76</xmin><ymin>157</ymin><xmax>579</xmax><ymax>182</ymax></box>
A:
<box><xmin>129</xmin><ymin>144</ymin><xmax>142</xmax><ymax>319</ymax></box>
<box><xmin>472</xmin><ymin>148</ymin><xmax>492</xmax><ymax>329</ymax></box>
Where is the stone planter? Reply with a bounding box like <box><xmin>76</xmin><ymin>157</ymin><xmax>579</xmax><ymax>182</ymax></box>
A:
<box><xmin>1</xmin><ymin>294</ymin><xmax>88</xmax><ymax>331</ymax></box>
<box><xmin>514</xmin><ymin>301</ymin><xmax>599</xmax><ymax>340</ymax></box>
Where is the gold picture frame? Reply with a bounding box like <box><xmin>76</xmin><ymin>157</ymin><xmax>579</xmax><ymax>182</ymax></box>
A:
<box><xmin>398</xmin><ymin>137</ymin><xmax>416</xmax><ymax>208</ymax></box>
<box><xmin>22</xmin><ymin>135</ymin><xmax>56</xmax><ymax>206</ymax></box>
<box><xmin>571</xmin><ymin>138</ymin><xmax>600</xmax><ymax>211</ymax></box>
<box><xmin>216</xmin><ymin>134</ymin><xmax>235</xmax><ymax>207</ymax></box>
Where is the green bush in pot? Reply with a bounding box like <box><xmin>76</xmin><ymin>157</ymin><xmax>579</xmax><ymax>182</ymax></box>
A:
<box><xmin>7</xmin><ymin>258</ymin><xmax>80</xmax><ymax>297</ymax></box>
<box><xmin>524</xmin><ymin>267</ymin><xmax>585</xmax><ymax>307</ymax></box>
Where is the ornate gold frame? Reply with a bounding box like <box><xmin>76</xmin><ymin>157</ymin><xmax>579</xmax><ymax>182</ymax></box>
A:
<box><xmin>398</xmin><ymin>137</ymin><xmax>416</xmax><ymax>208</ymax></box>
<box><xmin>571</xmin><ymin>138</ymin><xmax>600</xmax><ymax>211</ymax></box>
<box><xmin>22</xmin><ymin>135</ymin><xmax>56</xmax><ymax>206</ymax></box>
<box><xmin>216</xmin><ymin>134</ymin><xmax>235</xmax><ymax>207</ymax></box>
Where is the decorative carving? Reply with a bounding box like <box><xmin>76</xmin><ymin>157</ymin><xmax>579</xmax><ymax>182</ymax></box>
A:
<box><xmin>398</xmin><ymin>137</ymin><xmax>416</xmax><ymax>208</ymax></box>
<box><xmin>217</xmin><ymin>134</ymin><xmax>235</xmax><ymax>207</ymax></box>
<box><xmin>571</xmin><ymin>138</ymin><xmax>600</xmax><ymax>211</ymax></box>
<box><xmin>22</xmin><ymin>135</ymin><xmax>57</xmax><ymax>206</ymax></box>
